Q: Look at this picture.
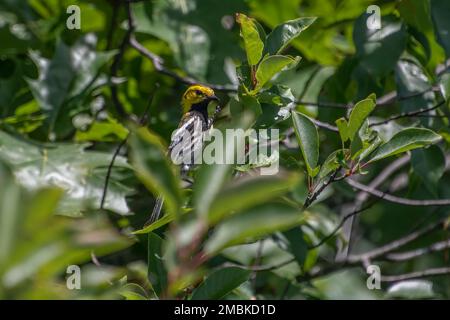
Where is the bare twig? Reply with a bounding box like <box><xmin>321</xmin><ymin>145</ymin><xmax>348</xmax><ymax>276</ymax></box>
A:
<box><xmin>337</xmin><ymin>155</ymin><xmax>411</xmax><ymax>259</ymax></box>
<box><xmin>370</xmin><ymin>100</ymin><xmax>446</xmax><ymax>127</ymax></box>
<box><xmin>129</xmin><ymin>36</ymin><xmax>237</xmax><ymax>92</ymax></box>
<box><xmin>310</xmin><ymin>118</ymin><xmax>338</xmax><ymax>132</ymax></box>
<box><xmin>309</xmin><ymin>199</ymin><xmax>380</xmax><ymax>249</ymax></box>
<box><xmin>100</xmin><ymin>139</ymin><xmax>127</xmax><ymax>210</ymax></box>
<box><xmin>346</xmin><ymin>179</ymin><xmax>450</xmax><ymax>207</ymax></box>
<box><xmin>347</xmin><ymin>217</ymin><xmax>448</xmax><ymax>263</ymax></box>
<box><xmin>100</xmin><ymin>85</ymin><xmax>157</xmax><ymax>210</ymax></box>
<box><xmin>303</xmin><ymin>169</ymin><xmax>341</xmax><ymax>209</ymax></box>
<box><xmin>383</xmin><ymin>239</ymin><xmax>450</xmax><ymax>262</ymax></box>
<box><xmin>381</xmin><ymin>267</ymin><xmax>450</xmax><ymax>282</ymax></box>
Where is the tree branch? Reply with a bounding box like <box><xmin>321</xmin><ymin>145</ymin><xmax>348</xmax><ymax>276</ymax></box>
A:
<box><xmin>370</xmin><ymin>100</ymin><xmax>446</xmax><ymax>127</ymax></box>
<box><xmin>347</xmin><ymin>217</ymin><xmax>448</xmax><ymax>263</ymax></box>
<box><xmin>346</xmin><ymin>179</ymin><xmax>450</xmax><ymax>207</ymax></box>
<box><xmin>129</xmin><ymin>35</ymin><xmax>238</xmax><ymax>92</ymax></box>
<box><xmin>383</xmin><ymin>239</ymin><xmax>450</xmax><ymax>262</ymax></box>
<box><xmin>381</xmin><ymin>267</ymin><xmax>450</xmax><ymax>282</ymax></box>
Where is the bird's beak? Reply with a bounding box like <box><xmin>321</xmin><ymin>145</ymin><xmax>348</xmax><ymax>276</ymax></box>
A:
<box><xmin>209</xmin><ymin>95</ymin><xmax>220</xmax><ymax>103</ymax></box>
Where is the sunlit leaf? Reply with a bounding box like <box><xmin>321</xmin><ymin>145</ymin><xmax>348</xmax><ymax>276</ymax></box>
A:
<box><xmin>368</xmin><ymin>128</ymin><xmax>441</xmax><ymax>163</ymax></box>
<box><xmin>265</xmin><ymin>17</ymin><xmax>316</xmax><ymax>55</ymax></box>
<box><xmin>236</xmin><ymin>13</ymin><xmax>265</xmax><ymax>66</ymax></box>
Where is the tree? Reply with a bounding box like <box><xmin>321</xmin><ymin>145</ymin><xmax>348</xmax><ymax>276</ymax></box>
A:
<box><xmin>0</xmin><ymin>0</ymin><xmax>449</xmax><ymax>300</ymax></box>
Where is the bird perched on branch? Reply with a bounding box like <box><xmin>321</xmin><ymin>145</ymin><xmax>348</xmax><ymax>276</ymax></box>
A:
<box><xmin>145</xmin><ymin>84</ymin><xmax>220</xmax><ymax>225</ymax></box>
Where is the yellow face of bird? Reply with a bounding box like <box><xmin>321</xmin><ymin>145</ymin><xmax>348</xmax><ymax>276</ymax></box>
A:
<box><xmin>181</xmin><ymin>85</ymin><xmax>218</xmax><ymax>114</ymax></box>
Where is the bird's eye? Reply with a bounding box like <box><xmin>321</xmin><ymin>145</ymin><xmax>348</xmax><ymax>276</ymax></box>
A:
<box><xmin>195</xmin><ymin>90</ymin><xmax>203</xmax><ymax>96</ymax></box>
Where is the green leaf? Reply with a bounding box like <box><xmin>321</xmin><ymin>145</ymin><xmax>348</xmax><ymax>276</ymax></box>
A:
<box><xmin>236</xmin><ymin>13</ymin><xmax>265</xmax><ymax>66</ymax></box>
<box><xmin>439</xmin><ymin>72</ymin><xmax>450</xmax><ymax>101</ymax></box>
<box><xmin>347</xmin><ymin>96</ymin><xmax>376</xmax><ymax>141</ymax></box>
<box><xmin>265</xmin><ymin>17</ymin><xmax>317</xmax><ymax>55</ymax></box>
<box><xmin>208</xmin><ymin>173</ymin><xmax>300</xmax><ymax>224</ymax></box>
<box><xmin>75</xmin><ymin>117</ymin><xmax>128</xmax><ymax>142</ymax></box>
<box><xmin>353</xmin><ymin>15</ymin><xmax>407</xmax><ymax>77</ymax></box>
<box><xmin>0</xmin><ymin>131</ymin><xmax>131</xmax><ymax>216</ymax></box>
<box><xmin>283</xmin><ymin>227</ymin><xmax>308</xmax><ymax>266</ymax></box>
<box><xmin>129</xmin><ymin>127</ymin><xmax>182</xmax><ymax>217</ymax></box>
<box><xmin>193</xmin><ymin>112</ymin><xmax>255</xmax><ymax>218</ymax></box>
<box><xmin>411</xmin><ymin>145</ymin><xmax>445</xmax><ymax>194</ymax></box>
<box><xmin>253</xmin><ymin>55</ymin><xmax>299</xmax><ymax>92</ymax></box>
<box><xmin>147</xmin><ymin>233</ymin><xmax>167</xmax><ymax>296</ymax></box>
<box><xmin>205</xmin><ymin>203</ymin><xmax>305</xmax><ymax>255</ymax></box>
<box><xmin>27</xmin><ymin>35</ymin><xmax>115</xmax><ymax>136</ymax></box>
<box><xmin>191</xmin><ymin>267</ymin><xmax>250</xmax><ymax>300</ymax></box>
<box><xmin>291</xmin><ymin>111</ymin><xmax>319</xmax><ymax>177</ymax></box>
<box><xmin>431</xmin><ymin>0</ymin><xmax>450</xmax><ymax>57</ymax></box>
<box><xmin>386</xmin><ymin>280</ymin><xmax>436</xmax><ymax>299</ymax></box>
<box><xmin>318</xmin><ymin>150</ymin><xmax>346</xmax><ymax>180</ymax></box>
<box><xmin>368</xmin><ymin>128</ymin><xmax>442</xmax><ymax>163</ymax></box>
<box><xmin>27</xmin><ymin>41</ymin><xmax>75</xmax><ymax>131</ymax></box>
<box><xmin>133</xmin><ymin>212</ymin><xmax>176</xmax><ymax>235</ymax></box>
<box><xmin>395</xmin><ymin>58</ymin><xmax>435</xmax><ymax>113</ymax></box>
<box><xmin>335</xmin><ymin>118</ymin><xmax>349</xmax><ymax>143</ymax></box>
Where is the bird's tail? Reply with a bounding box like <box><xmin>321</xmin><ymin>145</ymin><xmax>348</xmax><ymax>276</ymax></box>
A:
<box><xmin>144</xmin><ymin>195</ymin><xmax>164</xmax><ymax>227</ymax></box>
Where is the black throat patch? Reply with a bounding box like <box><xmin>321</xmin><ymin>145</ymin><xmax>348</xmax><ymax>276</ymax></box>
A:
<box><xmin>189</xmin><ymin>100</ymin><xmax>209</xmax><ymax>124</ymax></box>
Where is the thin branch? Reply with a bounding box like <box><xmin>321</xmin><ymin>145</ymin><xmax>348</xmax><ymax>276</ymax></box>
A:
<box><xmin>100</xmin><ymin>84</ymin><xmax>157</xmax><ymax>210</ymax></box>
<box><xmin>303</xmin><ymin>169</ymin><xmax>341</xmax><ymax>209</ymax></box>
<box><xmin>309</xmin><ymin>199</ymin><xmax>380</xmax><ymax>249</ymax></box>
<box><xmin>338</xmin><ymin>155</ymin><xmax>411</xmax><ymax>259</ymax></box>
<box><xmin>221</xmin><ymin>257</ymin><xmax>296</xmax><ymax>272</ymax></box>
<box><xmin>346</xmin><ymin>179</ymin><xmax>450</xmax><ymax>207</ymax></box>
<box><xmin>129</xmin><ymin>35</ymin><xmax>237</xmax><ymax>92</ymax></box>
<box><xmin>347</xmin><ymin>217</ymin><xmax>448</xmax><ymax>263</ymax></box>
<box><xmin>310</xmin><ymin>118</ymin><xmax>338</xmax><ymax>132</ymax></box>
<box><xmin>381</xmin><ymin>267</ymin><xmax>450</xmax><ymax>282</ymax></box>
<box><xmin>383</xmin><ymin>239</ymin><xmax>450</xmax><ymax>262</ymax></box>
<box><xmin>370</xmin><ymin>100</ymin><xmax>445</xmax><ymax>127</ymax></box>
<box><xmin>100</xmin><ymin>138</ymin><xmax>127</xmax><ymax>210</ymax></box>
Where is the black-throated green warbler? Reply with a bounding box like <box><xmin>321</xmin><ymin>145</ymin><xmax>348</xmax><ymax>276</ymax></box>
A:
<box><xmin>146</xmin><ymin>84</ymin><xmax>220</xmax><ymax>225</ymax></box>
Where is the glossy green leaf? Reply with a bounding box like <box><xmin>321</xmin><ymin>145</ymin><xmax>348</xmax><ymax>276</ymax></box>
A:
<box><xmin>0</xmin><ymin>131</ymin><xmax>131</xmax><ymax>216</ymax></box>
<box><xmin>335</xmin><ymin>118</ymin><xmax>349</xmax><ymax>143</ymax></box>
<box><xmin>236</xmin><ymin>13</ymin><xmax>265</xmax><ymax>66</ymax></box>
<box><xmin>292</xmin><ymin>111</ymin><xmax>319</xmax><ymax>177</ymax></box>
<box><xmin>205</xmin><ymin>203</ymin><xmax>305</xmax><ymax>255</ymax></box>
<box><xmin>439</xmin><ymin>72</ymin><xmax>450</xmax><ymax>101</ymax></box>
<box><xmin>265</xmin><ymin>17</ymin><xmax>316</xmax><ymax>55</ymax></box>
<box><xmin>208</xmin><ymin>173</ymin><xmax>300</xmax><ymax>224</ymax></box>
<box><xmin>395</xmin><ymin>58</ymin><xmax>435</xmax><ymax>113</ymax></box>
<box><xmin>253</xmin><ymin>55</ymin><xmax>299</xmax><ymax>92</ymax></box>
<box><xmin>318</xmin><ymin>150</ymin><xmax>346</xmax><ymax>180</ymax></box>
<box><xmin>368</xmin><ymin>128</ymin><xmax>442</xmax><ymax>163</ymax></box>
<box><xmin>191</xmin><ymin>267</ymin><xmax>250</xmax><ymax>300</ymax></box>
<box><xmin>353</xmin><ymin>15</ymin><xmax>407</xmax><ymax>77</ymax></box>
<box><xmin>347</xmin><ymin>96</ymin><xmax>376</xmax><ymax>141</ymax></box>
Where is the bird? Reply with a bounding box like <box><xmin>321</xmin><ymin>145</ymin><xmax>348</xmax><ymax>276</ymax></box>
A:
<box><xmin>145</xmin><ymin>84</ymin><xmax>220</xmax><ymax>226</ymax></box>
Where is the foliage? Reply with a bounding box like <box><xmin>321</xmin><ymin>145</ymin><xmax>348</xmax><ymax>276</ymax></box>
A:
<box><xmin>1</xmin><ymin>0</ymin><xmax>450</xmax><ymax>300</ymax></box>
